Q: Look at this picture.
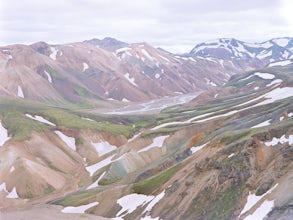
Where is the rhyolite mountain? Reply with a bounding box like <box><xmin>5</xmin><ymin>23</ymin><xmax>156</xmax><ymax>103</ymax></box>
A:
<box><xmin>0</xmin><ymin>37</ymin><xmax>293</xmax><ymax>220</ymax></box>
<box><xmin>3</xmin><ymin>37</ymin><xmax>292</xmax><ymax>105</ymax></box>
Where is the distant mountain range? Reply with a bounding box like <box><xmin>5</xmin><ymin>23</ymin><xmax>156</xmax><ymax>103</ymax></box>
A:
<box><xmin>190</xmin><ymin>37</ymin><xmax>293</xmax><ymax>61</ymax></box>
<box><xmin>0</xmin><ymin>37</ymin><xmax>292</xmax><ymax>104</ymax></box>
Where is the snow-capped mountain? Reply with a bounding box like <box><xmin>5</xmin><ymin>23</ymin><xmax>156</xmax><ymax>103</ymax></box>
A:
<box><xmin>190</xmin><ymin>37</ymin><xmax>293</xmax><ymax>62</ymax></box>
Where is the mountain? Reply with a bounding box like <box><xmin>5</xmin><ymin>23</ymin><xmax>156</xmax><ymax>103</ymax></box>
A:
<box><xmin>0</xmin><ymin>40</ymin><xmax>250</xmax><ymax>104</ymax></box>
<box><xmin>84</xmin><ymin>37</ymin><xmax>129</xmax><ymax>51</ymax></box>
<box><xmin>190</xmin><ymin>37</ymin><xmax>293</xmax><ymax>63</ymax></box>
<box><xmin>0</xmin><ymin>57</ymin><xmax>293</xmax><ymax>219</ymax></box>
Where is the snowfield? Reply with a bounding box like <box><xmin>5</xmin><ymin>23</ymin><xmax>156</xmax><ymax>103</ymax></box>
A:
<box><xmin>190</xmin><ymin>142</ymin><xmax>209</xmax><ymax>154</ymax></box>
<box><xmin>124</xmin><ymin>73</ymin><xmax>137</xmax><ymax>87</ymax></box>
<box><xmin>61</xmin><ymin>201</ymin><xmax>99</xmax><ymax>214</ymax></box>
<box><xmin>138</xmin><ymin>135</ymin><xmax>169</xmax><ymax>153</ymax></box>
<box><xmin>86</xmin><ymin>155</ymin><xmax>115</xmax><ymax>176</ymax></box>
<box><xmin>17</xmin><ymin>86</ymin><xmax>24</xmax><ymax>98</ymax></box>
<box><xmin>251</xmin><ymin>119</ymin><xmax>271</xmax><ymax>128</ymax></box>
<box><xmin>91</xmin><ymin>140</ymin><xmax>117</xmax><ymax>156</ymax></box>
<box><xmin>44</xmin><ymin>70</ymin><xmax>53</xmax><ymax>83</ymax></box>
<box><xmin>0</xmin><ymin>121</ymin><xmax>10</xmax><ymax>146</ymax></box>
<box><xmin>264</xmin><ymin>135</ymin><xmax>293</xmax><ymax>146</ymax></box>
<box><xmin>116</xmin><ymin>193</ymin><xmax>154</xmax><ymax>217</ymax></box>
<box><xmin>25</xmin><ymin>114</ymin><xmax>56</xmax><ymax>126</ymax></box>
<box><xmin>54</xmin><ymin>131</ymin><xmax>76</xmax><ymax>151</ymax></box>
<box><xmin>82</xmin><ymin>62</ymin><xmax>89</xmax><ymax>72</ymax></box>
<box><xmin>254</xmin><ymin>72</ymin><xmax>275</xmax><ymax>80</ymax></box>
<box><xmin>50</xmin><ymin>47</ymin><xmax>58</xmax><ymax>60</ymax></box>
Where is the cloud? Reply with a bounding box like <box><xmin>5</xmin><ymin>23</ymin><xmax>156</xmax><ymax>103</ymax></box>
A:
<box><xmin>0</xmin><ymin>0</ymin><xmax>291</xmax><ymax>53</ymax></box>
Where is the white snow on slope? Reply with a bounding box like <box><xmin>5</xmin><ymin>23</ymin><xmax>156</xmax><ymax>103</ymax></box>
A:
<box><xmin>10</xmin><ymin>166</ymin><xmax>15</xmax><ymax>173</ymax></box>
<box><xmin>50</xmin><ymin>47</ymin><xmax>58</xmax><ymax>60</ymax></box>
<box><xmin>116</xmin><ymin>47</ymin><xmax>131</xmax><ymax>54</ymax></box>
<box><xmin>44</xmin><ymin>70</ymin><xmax>52</xmax><ymax>83</ymax></box>
<box><xmin>6</xmin><ymin>187</ymin><xmax>19</xmax><ymax>199</ymax></box>
<box><xmin>190</xmin><ymin>142</ymin><xmax>209</xmax><ymax>154</ymax></box>
<box><xmin>142</xmin><ymin>190</ymin><xmax>165</xmax><ymax>219</ymax></box>
<box><xmin>0</xmin><ymin>121</ymin><xmax>10</xmax><ymax>146</ymax></box>
<box><xmin>61</xmin><ymin>201</ymin><xmax>99</xmax><ymax>213</ymax></box>
<box><xmin>116</xmin><ymin>194</ymin><xmax>154</xmax><ymax>217</ymax></box>
<box><xmin>124</xmin><ymin>73</ymin><xmax>137</xmax><ymax>86</ymax></box>
<box><xmin>82</xmin><ymin>62</ymin><xmax>89</xmax><ymax>72</ymax></box>
<box><xmin>268</xmin><ymin>60</ymin><xmax>292</xmax><ymax>67</ymax></box>
<box><xmin>138</xmin><ymin>135</ymin><xmax>169</xmax><ymax>153</ymax></box>
<box><xmin>25</xmin><ymin>114</ymin><xmax>56</xmax><ymax>126</ymax></box>
<box><xmin>243</xmin><ymin>200</ymin><xmax>275</xmax><ymax>220</ymax></box>
<box><xmin>91</xmin><ymin>141</ymin><xmax>117</xmax><ymax>157</ymax></box>
<box><xmin>155</xmin><ymin>73</ymin><xmax>160</xmax><ymax>79</ymax></box>
<box><xmin>17</xmin><ymin>86</ymin><xmax>24</xmax><ymax>98</ymax></box>
<box><xmin>141</xmin><ymin>49</ymin><xmax>155</xmax><ymax>61</ymax></box>
<box><xmin>266</xmin><ymin>79</ymin><xmax>283</xmax><ymax>87</ymax></box>
<box><xmin>86</xmin><ymin>155</ymin><xmax>115</xmax><ymax>176</ymax></box>
<box><xmin>240</xmin><ymin>183</ymin><xmax>278</xmax><ymax>217</ymax></box>
<box><xmin>254</xmin><ymin>72</ymin><xmax>275</xmax><ymax>80</ymax></box>
<box><xmin>273</xmin><ymin>38</ymin><xmax>290</xmax><ymax>47</ymax></box>
<box><xmin>0</xmin><ymin>182</ymin><xmax>8</xmax><ymax>193</ymax></box>
<box><xmin>236</xmin><ymin>87</ymin><xmax>293</xmax><ymax>108</ymax></box>
<box><xmin>264</xmin><ymin>135</ymin><xmax>293</xmax><ymax>146</ymax></box>
<box><xmin>54</xmin><ymin>131</ymin><xmax>76</xmax><ymax>151</ymax></box>
<box><xmin>251</xmin><ymin>120</ymin><xmax>271</xmax><ymax>128</ymax></box>
<box><xmin>86</xmin><ymin>171</ymin><xmax>106</xmax><ymax>190</ymax></box>
<box><xmin>194</xmin><ymin>110</ymin><xmax>238</xmax><ymax>123</ymax></box>
<box><xmin>289</xmin><ymin>112</ymin><xmax>293</xmax><ymax>117</ymax></box>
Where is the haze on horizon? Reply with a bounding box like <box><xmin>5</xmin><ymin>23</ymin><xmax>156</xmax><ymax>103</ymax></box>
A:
<box><xmin>0</xmin><ymin>0</ymin><xmax>292</xmax><ymax>53</ymax></box>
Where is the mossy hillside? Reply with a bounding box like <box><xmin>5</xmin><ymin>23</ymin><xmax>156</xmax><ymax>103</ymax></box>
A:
<box><xmin>52</xmin><ymin>188</ymin><xmax>102</xmax><ymax>207</ymax></box>
<box><xmin>0</xmin><ymin>98</ymin><xmax>134</xmax><ymax>140</ymax></box>
<box><xmin>132</xmin><ymin>164</ymin><xmax>181</xmax><ymax>195</ymax></box>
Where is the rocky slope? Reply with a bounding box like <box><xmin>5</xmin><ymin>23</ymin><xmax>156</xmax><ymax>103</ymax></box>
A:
<box><xmin>0</xmin><ymin>60</ymin><xmax>292</xmax><ymax>219</ymax></box>
<box><xmin>1</xmin><ymin>37</ymin><xmax>278</xmax><ymax>105</ymax></box>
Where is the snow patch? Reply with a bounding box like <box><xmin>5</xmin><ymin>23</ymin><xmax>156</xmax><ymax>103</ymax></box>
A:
<box><xmin>86</xmin><ymin>155</ymin><xmax>115</xmax><ymax>176</ymax></box>
<box><xmin>240</xmin><ymin>183</ymin><xmax>278</xmax><ymax>218</ymax></box>
<box><xmin>124</xmin><ymin>73</ymin><xmax>137</xmax><ymax>87</ymax></box>
<box><xmin>82</xmin><ymin>62</ymin><xmax>89</xmax><ymax>72</ymax></box>
<box><xmin>0</xmin><ymin>182</ymin><xmax>8</xmax><ymax>193</ymax></box>
<box><xmin>254</xmin><ymin>72</ymin><xmax>275</xmax><ymax>80</ymax></box>
<box><xmin>190</xmin><ymin>142</ymin><xmax>209</xmax><ymax>154</ymax></box>
<box><xmin>138</xmin><ymin>135</ymin><xmax>169</xmax><ymax>153</ymax></box>
<box><xmin>254</xmin><ymin>87</ymin><xmax>259</xmax><ymax>90</ymax></box>
<box><xmin>268</xmin><ymin>60</ymin><xmax>292</xmax><ymax>67</ymax></box>
<box><xmin>61</xmin><ymin>202</ymin><xmax>99</xmax><ymax>213</ymax></box>
<box><xmin>122</xmin><ymin>98</ymin><xmax>130</xmax><ymax>102</ymax></box>
<box><xmin>116</xmin><ymin>194</ymin><xmax>154</xmax><ymax>217</ymax></box>
<box><xmin>54</xmin><ymin>131</ymin><xmax>76</xmax><ymax>151</ymax></box>
<box><xmin>86</xmin><ymin>171</ymin><xmax>106</xmax><ymax>190</ymax></box>
<box><xmin>44</xmin><ymin>70</ymin><xmax>52</xmax><ymax>83</ymax></box>
<box><xmin>91</xmin><ymin>141</ymin><xmax>117</xmax><ymax>157</ymax></box>
<box><xmin>0</xmin><ymin>121</ymin><xmax>10</xmax><ymax>146</ymax></box>
<box><xmin>6</xmin><ymin>187</ymin><xmax>19</xmax><ymax>199</ymax></box>
<box><xmin>263</xmin><ymin>135</ymin><xmax>293</xmax><ymax>146</ymax></box>
<box><xmin>25</xmin><ymin>114</ymin><xmax>56</xmax><ymax>126</ymax></box>
<box><xmin>266</xmin><ymin>79</ymin><xmax>283</xmax><ymax>87</ymax></box>
<box><xmin>141</xmin><ymin>49</ymin><xmax>155</xmax><ymax>61</ymax></box>
<box><xmin>9</xmin><ymin>166</ymin><xmax>15</xmax><ymax>173</ymax></box>
<box><xmin>273</xmin><ymin>38</ymin><xmax>290</xmax><ymax>47</ymax></box>
<box><xmin>17</xmin><ymin>86</ymin><xmax>24</xmax><ymax>98</ymax></box>
<box><xmin>142</xmin><ymin>190</ymin><xmax>165</xmax><ymax>219</ymax></box>
<box><xmin>228</xmin><ymin>153</ymin><xmax>235</xmax><ymax>158</ymax></box>
<box><xmin>116</xmin><ymin>47</ymin><xmax>131</xmax><ymax>54</ymax></box>
<box><xmin>252</xmin><ymin>120</ymin><xmax>271</xmax><ymax>128</ymax></box>
<box><xmin>49</xmin><ymin>47</ymin><xmax>58</xmax><ymax>60</ymax></box>
<box><xmin>155</xmin><ymin>74</ymin><xmax>160</xmax><ymax>79</ymax></box>
<box><xmin>243</xmin><ymin>200</ymin><xmax>274</xmax><ymax>220</ymax></box>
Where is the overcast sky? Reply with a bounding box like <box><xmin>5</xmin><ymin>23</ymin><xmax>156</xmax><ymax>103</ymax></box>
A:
<box><xmin>0</xmin><ymin>0</ymin><xmax>292</xmax><ymax>53</ymax></box>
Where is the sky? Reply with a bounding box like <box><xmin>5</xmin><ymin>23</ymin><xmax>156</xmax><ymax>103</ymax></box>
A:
<box><xmin>0</xmin><ymin>0</ymin><xmax>292</xmax><ymax>53</ymax></box>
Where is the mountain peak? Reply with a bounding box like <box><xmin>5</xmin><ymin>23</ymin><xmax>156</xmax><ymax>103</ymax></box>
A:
<box><xmin>84</xmin><ymin>37</ymin><xmax>128</xmax><ymax>51</ymax></box>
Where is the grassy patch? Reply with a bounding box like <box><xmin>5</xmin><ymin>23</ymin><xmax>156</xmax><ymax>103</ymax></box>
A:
<box><xmin>132</xmin><ymin>164</ymin><xmax>181</xmax><ymax>194</ymax></box>
<box><xmin>52</xmin><ymin>188</ymin><xmax>101</xmax><ymax>206</ymax></box>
